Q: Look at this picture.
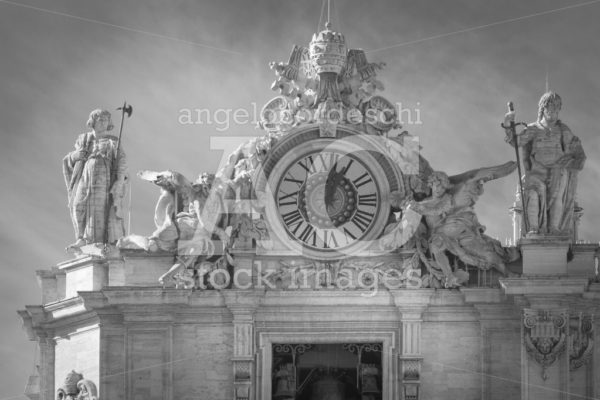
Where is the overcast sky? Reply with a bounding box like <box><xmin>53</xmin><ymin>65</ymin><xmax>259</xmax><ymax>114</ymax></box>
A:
<box><xmin>1</xmin><ymin>0</ymin><xmax>599</xmax><ymax>397</ymax></box>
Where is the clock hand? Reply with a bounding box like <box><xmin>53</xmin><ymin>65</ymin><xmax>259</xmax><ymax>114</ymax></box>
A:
<box><xmin>325</xmin><ymin>169</ymin><xmax>343</xmax><ymax>208</ymax></box>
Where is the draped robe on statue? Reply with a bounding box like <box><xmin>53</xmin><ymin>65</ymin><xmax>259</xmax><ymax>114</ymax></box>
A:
<box><xmin>509</xmin><ymin>121</ymin><xmax>586</xmax><ymax>236</ymax></box>
<box><xmin>63</xmin><ymin>132</ymin><xmax>127</xmax><ymax>244</ymax></box>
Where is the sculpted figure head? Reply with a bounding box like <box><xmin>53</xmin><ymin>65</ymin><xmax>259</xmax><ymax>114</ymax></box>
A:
<box><xmin>197</xmin><ymin>172</ymin><xmax>215</xmax><ymax>186</ymax></box>
<box><xmin>86</xmin><ymin>109</ymin><xmax>114</xmax><ymax>132</ymax></box>
<box><xmin>428</xmin><ymin>171</ymin><xmax>449</xmax><ymax>198</ymax></box>
<box><xmin>537</xmin><ymin>91</ymin><xmax>562</xmax><ymax>124</ymax></box>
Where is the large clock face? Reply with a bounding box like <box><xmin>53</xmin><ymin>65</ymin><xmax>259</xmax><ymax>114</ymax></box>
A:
<box><xmin>275</xmin><ymin>150</ymin><xmax>380</xmax><ymax>251</ymax></box>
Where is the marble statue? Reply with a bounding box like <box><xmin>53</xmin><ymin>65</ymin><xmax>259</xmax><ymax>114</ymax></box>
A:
<box><xmin>122</xmin><ymin>170</ymin><xmax>224</xmax><ymax>286</ymax></box>
<box><xmin>407</xmin><ymin>162</ymin><xmax>519</xmax><ymax>287</ymax></box>
<box><xmin>121</xmin><ymin>168</ymin><xmax>250</xmax><ymax>288</ymax></box>
<box><xmin>63</xmin><ymin>109</ymin><xmax>128</xmax><ymax>249</ymax></box>
<box><xmin>504</xmin><ymin>92</ymin><xmax>586</xmax><ymax>236</ymax></box>
<box><xmin>56</xmin><ymin>370</ymin><xmax>97</xmax><ymax>400</ymax></box>
<box><xmin>261</xmin><ymin>22</ymin><xmax>395</xmax><ymax>137</ymax></box>
<box><xmin>116</xmin><ymin>141</ymin><xmax>271</xmax><ymax>288</ymax></box>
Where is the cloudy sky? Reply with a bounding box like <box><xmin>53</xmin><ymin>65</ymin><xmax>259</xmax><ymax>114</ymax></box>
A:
<box><xmin>1</xmin><ymin>0</ymin><xmax>599</xmax><ymax>397</ymax></box>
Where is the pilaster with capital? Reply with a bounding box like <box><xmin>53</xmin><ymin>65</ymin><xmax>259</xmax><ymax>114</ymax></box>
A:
<box><xmin>390</xmin><ymin>290</ymin><xmax>434</xmax><ymax>400</ymax></box>
<box><xmin>223</xmin><ymin>291</ymin><xmax>263</xmax><ymax>400</ymax></box>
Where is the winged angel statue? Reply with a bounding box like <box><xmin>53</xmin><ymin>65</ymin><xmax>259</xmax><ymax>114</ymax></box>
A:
<box><xmin>118</xmin><ymin>164</ymin><xmax>270</xmax><ymax>290</ymax></box>
<box><xmin>406</xmin><ymin>161</ymin><xmax>520</xmax><ymax>288</ymax></box>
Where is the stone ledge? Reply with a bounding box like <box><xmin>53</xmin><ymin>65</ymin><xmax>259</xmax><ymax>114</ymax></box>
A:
<box><xmin>57</xmin><ymin>254</ymin><xmax>106</xmax><ymax>270</ymax></box>
<box><xmin>261</xmin><ymin>289</ymin><xmax>395</xmax><ymax>306</ymax></box>
<box><xmin>499</xmin><ymin>276</ymin><xmax>588</xmax><ymax>295</ymax></box>
<box><xmin>460</xmin><ymin>288</ymin><xmax>505</xmax><ymax>303</ymax></box>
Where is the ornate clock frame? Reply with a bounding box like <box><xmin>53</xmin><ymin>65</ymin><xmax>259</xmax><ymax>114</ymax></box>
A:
<box><xmin>253</xmin><ymin>124</ymin><xmax>405</xmax><ymax>260</ymax></box>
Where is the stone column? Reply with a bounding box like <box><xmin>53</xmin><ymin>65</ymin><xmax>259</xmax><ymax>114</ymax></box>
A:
<box><xmin>38</xmin><ymin>336</ymin><xmax>55</xmax><ymax>400</ymax></box>
<box><xmin>391</xmin><ymin>290</ymin><xmax>433</xmax><ymax>400</ymax></box>
<box><xmin>223</xmin><ymin>291</ymin><xmax>262</xmax><ymax>400</ymax></box>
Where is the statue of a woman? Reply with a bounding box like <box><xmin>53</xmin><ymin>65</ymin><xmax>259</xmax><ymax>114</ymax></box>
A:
<box><xmin>63</xmin><ymin>109</ymin><xmax>128</xmax><ymax>249</ymax></box>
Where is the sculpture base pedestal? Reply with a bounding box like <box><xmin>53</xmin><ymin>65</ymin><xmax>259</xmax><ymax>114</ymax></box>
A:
<box><xmin>520</xmin><ymin>236</ymin><xmax>570</xmax><ymax>275</ymax></box>
<box><xmin>58</xmin><ymin>256</ymin><xmax>108</xmax><ymax>299</ymax></box>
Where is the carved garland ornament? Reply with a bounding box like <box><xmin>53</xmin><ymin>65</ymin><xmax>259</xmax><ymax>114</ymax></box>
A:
<box><xmin>569</xmin><ymin>313</ymin><xmax>594</xmax><ymax>371</ymax></box>
<box><xmin>523</xmin><ymin>309</ymin><xmax>567</xmax><ymax>380</ymax></box>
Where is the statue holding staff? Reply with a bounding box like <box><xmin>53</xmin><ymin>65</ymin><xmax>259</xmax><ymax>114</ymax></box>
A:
<box><xmin>63</xmin><ymin>108</ymin><xmax>129</xmax><ymax>249</ymax></box>
<box><xmin>503</xmin><ymin>92</ymin><xmax>586</xmax><ymax>237</ymax></box>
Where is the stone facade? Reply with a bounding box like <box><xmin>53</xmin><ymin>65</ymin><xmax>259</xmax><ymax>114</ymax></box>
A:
<box><xmin>16</xmin><ymin>15</ymin><xmax>600</xmax><ymax>400</ymax></box>
<box><xmin>18</xmin><ymin>243</ymin><xmax>600</xmax><ymax>400</ymax></box>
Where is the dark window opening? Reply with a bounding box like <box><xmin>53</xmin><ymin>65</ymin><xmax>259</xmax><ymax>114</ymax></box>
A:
<box><xmin>272</xmin><ymin>343</ymin><xmax>382</xmax><ymax>400</ymax></box>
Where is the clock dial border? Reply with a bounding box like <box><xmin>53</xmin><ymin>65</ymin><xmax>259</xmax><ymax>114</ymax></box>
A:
<box><xmin>255</xmin><ymin>126</ymin><xmax>403</xmax><ymax>260</ymax></box>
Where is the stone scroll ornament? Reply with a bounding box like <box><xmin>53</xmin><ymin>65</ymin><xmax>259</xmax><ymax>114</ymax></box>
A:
<box><xmin>523</xmin><ymin>309</ymin><xmax>568</xmax><ymax>380</ymax></box>
<box><xmin>569</xmin><ymin>313</ymin><xmax>594</xmax><ymax>371</ymax></box>
<box><xmin>56</xmin><ymin>370</ymin><xmax>98</xmax><ymax>400</ymax></box>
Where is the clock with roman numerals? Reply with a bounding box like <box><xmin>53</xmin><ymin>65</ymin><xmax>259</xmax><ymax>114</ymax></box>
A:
<box><xmin>276</xmin><ymin>150</ymin><xmax>379</xmax><ymax>251</ymax></box>
<box><xmin>256</xmin><ymin>126</ymin><xmax>402</xmax><ymax>259</ymax></box>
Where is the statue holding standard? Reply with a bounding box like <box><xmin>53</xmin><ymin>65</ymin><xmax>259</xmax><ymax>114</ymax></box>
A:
<box><xmin>504</xmin><ymin>92</ymin><xmax>586</xmax><ymax>237</ymax></box>
<box><xmin>63</xmin><ymin>109</ymin><xmax>128</xmax><ymax>249</ymax></box>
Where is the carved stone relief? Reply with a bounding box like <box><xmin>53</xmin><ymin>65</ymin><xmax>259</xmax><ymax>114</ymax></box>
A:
<box><xmin>56</xmin><ymin>371</ymin><xmax>98</xmax><ymax>400</ymax></box>
<box><xmin>569</xmin><ymin>313</ymin><xmax>594</xmax><ymax>371</ymax></box>
<box><xmin>523</xmin><ymin>309</ymin><xmax>568</xmax><ymax>380</ymax></box>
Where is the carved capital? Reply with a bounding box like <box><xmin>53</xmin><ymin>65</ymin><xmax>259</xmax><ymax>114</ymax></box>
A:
<box><xmin>390</xmin><ymin>290</ymin><xmax>434</xmax><ymax>312</ymax></box>
<box><xmin>222</xmin><ymin>290</ymin><xmax>262</xmax><ymax>317</ymax></box>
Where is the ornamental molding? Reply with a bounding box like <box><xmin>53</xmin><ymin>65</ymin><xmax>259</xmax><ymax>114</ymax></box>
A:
<box><xmin>523</xmin><ymin>308</ymin><xmax>567</xmax><ymax>380</ymax></box>
<box><xmin>569</xmin><ymin>312</ymin><xmax>594</xmax><ymax>371</ymax></box>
